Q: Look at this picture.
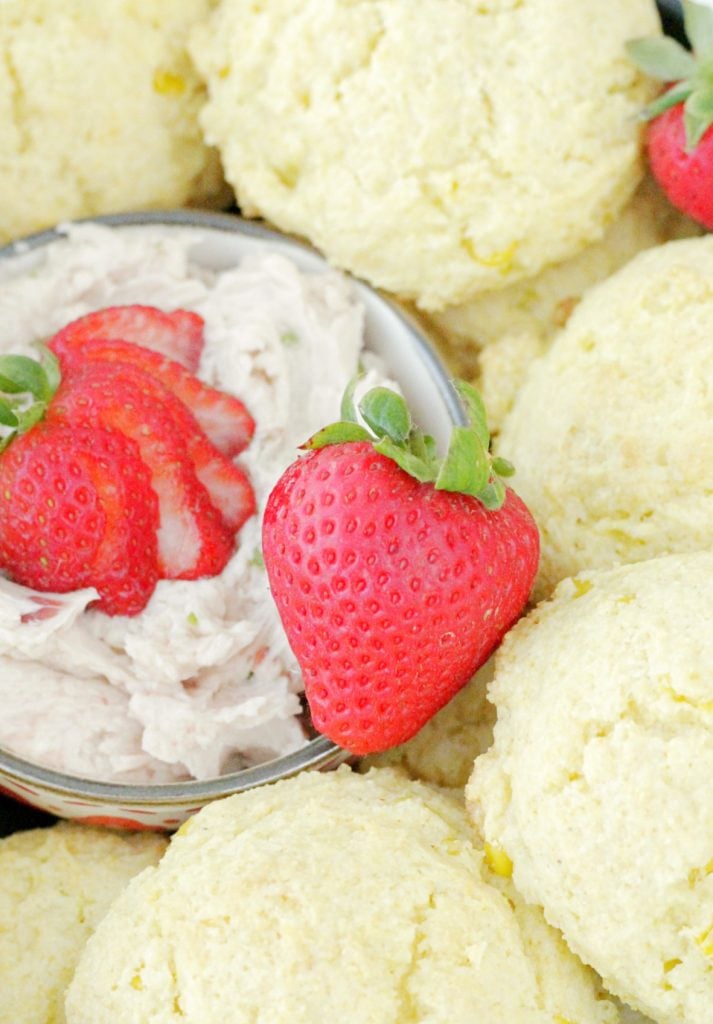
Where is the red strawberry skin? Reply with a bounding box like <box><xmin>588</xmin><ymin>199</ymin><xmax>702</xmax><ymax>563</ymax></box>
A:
<box><xmin>70</xmin><ymin>427</ymin><xmax>161</xmax><ymax>615</ymax></box>
<box><xmin>50</xmin><ymin>332</ymin><xmax>255</xmax><ymax>456</ymax></box>
<box><xmin>0</xmin><ymin>421</ymin><xmax>106</xmax><ymax>591</ymax></box>
<box><xmin>262</xmin><ymin>441</ymin><xmax>539</xmax><ymax>754</ymax></box>
<box><xmin>50</xmin><ymin>305</ymin><xmax>205</xmax><ymax>371</ymax></box>
<box><xmin>0</xmin><ymin>421</ymin><xmax>159</xmax><ymax>615</ymax></box>
<box><xmin>54</xmin><ymin>347</ymin><xmax>256</xmax><ymax>534</ymax></box>
<box><xmin>51</xmin><ymin>362</ymin><xmax>235</xmax><ymax>580</ymax></box>
<box><xmin>647</xmin><ymin>103</ymin><xmax>713</xmax><ymax>229</ymax></box>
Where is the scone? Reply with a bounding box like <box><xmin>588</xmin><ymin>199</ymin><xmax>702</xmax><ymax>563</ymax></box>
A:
<box><xmin>0</xmin><ymin>0</ymin><xmax>227</xmax><ymax>244</ymax></box>
<box><xmin>66</xmin><ymin>768</ymin><xmax>621</xmax><ymax>1024</ymax></box>
<box><xmin>361</xmin><ymin>660</ymin><xmax>496</xmax><ymax>789</ymax></box>
<box><xmin>190</xmin><ymin>0</ymin><xmax>657</xmax><ymax>310</ymax></box>
<box><xmin>0</xmin><ymin>821</ymin><xmax>167</xmax><ymax>1024</ymax></box>
<box><xmin>496</xmin><ymin>234</ymin><xmax>713</xmax><ymax>598</ymax></box>
<box><xmin>422</xmin><ymin>177</ymin><xmax>702</xmax><ymax>430</ymax></box>
<box><xmin>467</xmin><ymin>553</ymin><xmax>713</xmax><ymax>1024</ymax></box>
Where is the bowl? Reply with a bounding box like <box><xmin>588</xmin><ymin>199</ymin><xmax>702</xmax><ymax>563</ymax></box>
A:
<box><xmin>0</xmin><ymin>210</ymin><xmax>464</xmax><ymax>830</ymax></box>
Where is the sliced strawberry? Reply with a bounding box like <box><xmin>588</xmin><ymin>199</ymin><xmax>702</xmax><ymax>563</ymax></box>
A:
<box><xmin>0</xmin><ymin>420</ymin><xmax>159</xmax><ymax>614</ymax></box>
<box><xmin>164</xmin><ymin>361</ymin><xmax>256</xmax><ymax>458</ymax></box>
<box><xmin>191</xmin><ymin>440</ymin><xmax>256</xmax><ymax>532</ymax></box>
<box><xmin>50</xmin><ymin>335</ymin><xmax>255</xmax><ymax>457</ymax></box>
<box><xmin>58</xmin><ymin>348</ymin><xmax>256</xmax><ymax>534</ymax></box>
<box><xmin>51</xmin><ymin>363</ymin><xmax>235</xmax><ymax>580</ymax></box>
<box><xmin>120</xmin><ymin>383</ymin><xmax>255</xmax><ymax>534</ymax></box>
<box><xmin>73</xmin><ymin>427</ymin><xmax>161</xmax><ymax>615</ymax></box>
<box><xmin>0</xmin><ymin>421</ymin><xmax>105</xmax><ymax>592</ymax></box>
<box><xmin>51</xmin><ymin>305</ymin><xmax>205</xmax><ymax>371</ymax></box>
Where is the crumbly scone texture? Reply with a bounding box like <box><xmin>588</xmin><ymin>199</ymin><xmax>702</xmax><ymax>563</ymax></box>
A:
<box><xmin>361</xmin><ymin>661</ymin><xmax>496</xmax><ymax>788</ymax></box>
<box><xmin>467</xmin><ymin>552</ymin><xmax>713</xmax><ymax>1024</ymax></box>
<box><xmin>0</xmin><ymin>0</ymin><xmax>226</xmax><ymax>244</ymax></box>
<box><xmin>0</xmin><ymin>821</ymin><xmax>167</xmax><ymax>1024</ymax></box>
<box><xmin>190</xmin><ymin>0</ymin><xmax>657</xmax><ymax>310</ymax></box>
<box><xmin>65</xmin><ymin>768</ymin><xmax>620</xmax><ymax>1024</ymax></box>
<box><xmin>495</xmin><ymin>233</ymin><xmax>713</xmax><ymax>598</ymax></box>
<box><xmin>420</xmin><ymin>177</ymin><xmax>702</xmax><ymax>432</ymax></box>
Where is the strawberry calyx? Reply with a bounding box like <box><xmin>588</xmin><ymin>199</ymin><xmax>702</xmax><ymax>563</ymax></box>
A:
<box><xmin>302</xmin><ymin>377</ymin><xmax>514</xmax><ymax>511</ymax></box>
<box><xmin>0</xmin><ymin>346</ymin><xmax>60</xmax><ymax>452</ymax></box>
<box><xmin>627</xmin><ymin>0</ymin><xmax>713</xmax><ymax>150</ymax></box>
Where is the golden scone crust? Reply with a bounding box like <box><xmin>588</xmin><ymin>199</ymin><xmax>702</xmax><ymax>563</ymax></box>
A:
<box><xmin>467</xmin><ymin>553</ymin><xmax>713</xmax><ymax>1024</ymax></box>
<box><xmin>496</xmin><ymin>234</ymin><xmax>713</xmax><ymax>598</ymax></box>
<box><xmin>420</xmin><ymin>178</ymin><xmax>702</xmax><ymax>432</ymax></box>
<box><xmin>426</xmin><ymin>178</ymin><xmax>700</xmax><ymax>430</ymax></box>
<box><xmin>0</xmin><ymin>821</ymin><xmax>167</xmax><ymax>1024</ymax></box>
<box><xmin>65</xmin><ymin>768</ymin><xmax>620</xmax><ymax>1024</ymax></box>
<box><xmin>361</xmin><ymin>661</ymin><xmax>496</xmax><ymax>789</ymax></box>
<box><xmin>0</xmin><ymin>0</ymin><xmax>226</xmax><ymax>244</ymax></box>
<box><xmin>190</xmin><ymin>0</ymin><xmax>658</xmax><ymax>310</ymax></box>
<box><xmin>428</xmin><ymin>178</ymin><xmax>700</xmax><ymax>358</ymax></box>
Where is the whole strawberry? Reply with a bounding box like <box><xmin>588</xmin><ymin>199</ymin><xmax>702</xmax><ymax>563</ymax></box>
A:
<box><xmin>262</xmin><ymin>380</ymin><xmax>539</xmax><ymax>754</ymax></box>
<box><xmin>627</xmin><ymin>0</ymin><xmax>713</xmax><ymax>229</ymax></box>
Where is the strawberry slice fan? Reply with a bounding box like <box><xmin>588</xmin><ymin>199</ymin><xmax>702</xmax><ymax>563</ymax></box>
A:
<box><xmin>627</xmin><ymin>0</ymin><xmax>713</xmax><ymax>229</ymax></box>
<box><xmin>262</xmin><ymin>378</ymin><xmax>540</xmax><ymax>757</ymax></box>
<box><xmin>0</xmin><ymin>305</ymin><xmax>256</xmax><ymax>617</ymax></box>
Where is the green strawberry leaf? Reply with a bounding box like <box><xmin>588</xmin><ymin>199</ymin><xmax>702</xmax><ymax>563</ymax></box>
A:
<box><xmin>310</xmin><ymin>377</ymin><xmax>516</xmax><ymax>512</ymax></box>
<box><xmin>683</xmin><ymin>0</ymin><xmax>713</xmax><ymax>56</ymax></box>
<box><xmin>0</xmin><ymin>397</ymin><xmax>19</xmax><ymax>428</ymax></box>
<box><xmin>0</xmin><ymin>354</ymin><xmax>51</xmax><ymax>400</ymax></box>
<box><xmin>626</xmin><ymin>36</ymin><xmax>697</xmax><ymax>80</ymax></box>
<box><xmin>639</xmin><ymin>79</ymin><xmax>694</xmax><ymax>121</ymax></box>
<box><xmin>0</xmin><ymin>373</ymin><xmax>24</xmax><ymax>396</ymax></box>
<box><xmin>373</xmin><ymin>435</ymin><xmax>435</xmax><ymax>482</ymax></box>
<box><xmin>39</xmin><ymin>346</ymin><xmax>61</xmax><ymax>396</ymax></box>
<box><xmin>302</xmin><ymin>421</ymin><xmax>372</xmax><ymax>450</ymax></box>
<box><xmin>359</xmin><ymin>387</ymin><xmax>411</xmax><ymax>443</ymax></box>
<box><xmin>435</xmin><ymin>427</ymin><xmax>490</xmax><ymax>496</ymax></box>
<box><xmin>477</xmin><ymin>478</ymin><xmax>507</xmax><ymax>511</ymax></box>
<box><xmin>340</xmin><ymin>373</ymin><xmax>362</xmax><ymax>423</ymax></box>
<box><xmin>0</xmin><ymin>431</ymin><xmax>16</xmax><ymax>454</ymax></box>
<box><xmin>491</xmin><ymin>455</ymin><xmax>516</xmax><ymax>478</ymax></box>
<box><xmin>453</xmin><ymin>379</ymin><xmax>490</xmax><ymax>448</ymax></box>
<box><xmin>15</xmin><ymin>402</ymin><xmax>47</xmax><ymax>434</ymax></box>
<box><xmin>627</xmin><ymin>6</ymin><xmax>713</xmax><ymax>153</ymax></box>
<box><xmin>410</xmin><ymin>429</ymin><xmax>437</xmax><ymax>466</ymax></box>
<box><xmin>0</xmin><ymin>347</ymin><xmax>61</xmax><ymax>453</ymax></box>
<box><xmin>684</xmin><ymin>84</ymin><xmax>713</xmax><ymax>147</ymax></box>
